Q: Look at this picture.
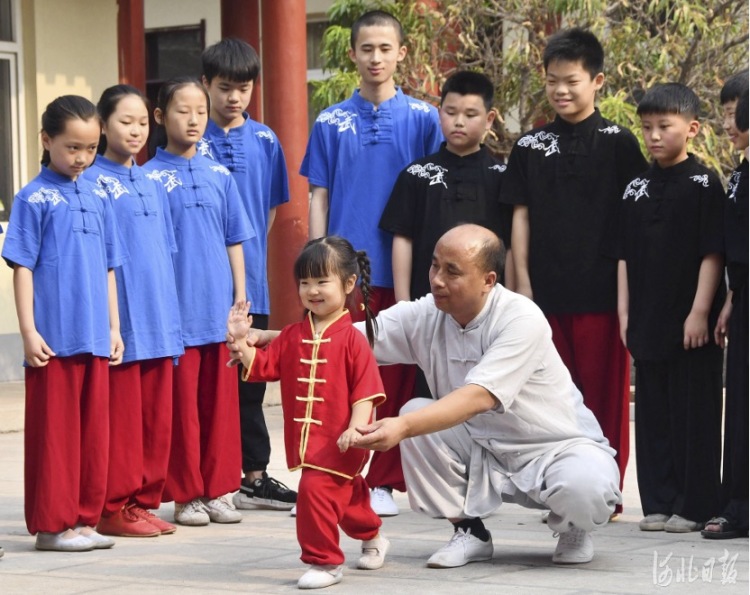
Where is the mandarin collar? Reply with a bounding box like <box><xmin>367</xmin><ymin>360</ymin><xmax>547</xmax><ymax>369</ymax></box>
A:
<box><xmin>448</xmin><ymin>285</ymin><xmax>501</xmax><ymax>332</ymax></box>
<box><xmin>553</xmin><ymin>108</ymin><xmax>603</xmax><ymax>135</ymax></box>
<box><xmin>92</xmin><ymin>154</ymin><xmax>138</xmax><ymax>176</ymax></box>
<box><xmin>304</xmin><ymin>309</ymin><xmax>352</xmax><ymax>338</ymax></box>
<box><xmin>206</xmin><ymin>114</ymin><xmax>248</xmax><ymax>137</ymax></box>
<box><xmin>351</xmin><ymin>87</ymin><xmax>405</xmax><ymax>112</ymax></box>
<box><xmin>154</xmin><ymin>147</ymin><xmax>196</xmax><ymax>167</ymax></box>
<box><xmin>649</xmin><ymin>154</ymin><xmax>697</xmax><ymax>178</ymax></box>
<box><xmin>39</xmin><ymin>165</ymin><xmax>79</xmax><ymax>187</ymax></box>
<box><xmin>438</xmin><ymin>143</ymin><xmax>488</xmax><ymax>166</ymax></box>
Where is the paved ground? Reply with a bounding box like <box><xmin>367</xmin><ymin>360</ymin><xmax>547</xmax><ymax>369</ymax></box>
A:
<box><xmin>0</xmin><ymin>380</ymin><xmax>747</xmax><ymax>594</ymax></box>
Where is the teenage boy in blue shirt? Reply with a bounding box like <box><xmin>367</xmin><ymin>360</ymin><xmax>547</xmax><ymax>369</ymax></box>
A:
<box><xmin>300</xmin><ymin>10</ymin><xmax>442</xmax><ymax>516</ymax></box>
<box><xmin>201</xmin><ymin>39</ymin><xmax>296</xmax><ymax>512</ymax></box>
<box><xmin>500</xmin><ymin>29</ymin><xmax>648</xmax><ymax>514</ymax></box>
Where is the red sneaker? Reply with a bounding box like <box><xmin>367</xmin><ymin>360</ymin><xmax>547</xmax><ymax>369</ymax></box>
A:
<box><xmin>97</xmin><ymin>505</ymin><xmax>161</xmax><ymax>537</ymax></box>
<box><xmin>131</xmin><ymin>505</ymin><xmax>177</xmax><ymax>535</ymax></box>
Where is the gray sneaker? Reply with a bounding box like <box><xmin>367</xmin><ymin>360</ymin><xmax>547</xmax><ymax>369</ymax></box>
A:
<box><xmin>639</xmin><ymin>513</ymin><xmax>670</xmax><ymax>531</ymax></box>
<box><xmin>664</xmin><ymin>514</ymin><xmax>702</xmax><ymax>533</ymax></box>
<box><xmin>174</xmin><ymin>499</ymin><xmax>210</xmax><ymax>526</ymax></box>
<box><xmin>205</xmin><ymin>495</ymin><xmax>242</xmax><ymax>523</ymax></box>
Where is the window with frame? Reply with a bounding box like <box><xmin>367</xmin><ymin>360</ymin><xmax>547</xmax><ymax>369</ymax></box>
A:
<box><xmin>145</xmin><ymin>21</ymin><xmax>206</xmax><ymax>111</ymax></box>
<box><xmin>0</xmin><ymin>0</ymin><xmax>22</xmax><ymax>222</ymax></box>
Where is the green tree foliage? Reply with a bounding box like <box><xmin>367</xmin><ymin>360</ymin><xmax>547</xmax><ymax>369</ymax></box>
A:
<box><xmin>312</xmin><ymin>0</ymin><xmax>748</xmax><ymax>177</ymax></box>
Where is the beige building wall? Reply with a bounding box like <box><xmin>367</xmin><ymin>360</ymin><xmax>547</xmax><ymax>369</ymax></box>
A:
<box><xmin>23</xmin><ymin>0</ymin><xmax>118</xmax><ymax>181</ymax></box>
<box><xmin>1</xmin><ymin>0</ymin><xmax>118</xmax><ymax>380</ymax></box>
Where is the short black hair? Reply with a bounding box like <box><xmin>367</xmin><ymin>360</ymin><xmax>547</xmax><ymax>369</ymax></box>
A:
<box><xmin>350</xmin><ymin>10</ymin><xmax>404</xmax><ymax>48</ymax></box>
<box><xmin>543</xmin><ymin>28</ymin><xmax>604</xmax><ymax>79</ymax></box>
<box><xmin>720</xmin><ymin>70</ymin><xmax>749</xmax><ymax>105</ymax></box>
<box><xmin>202</xmin><ymin>38</ymin><xmax>261</xmax><ymax>84</ymax></box>
<box><xmin>440</xmin><ymin>71</ymin><xmax>494</xmax><ymax>112</ymax></box>
<box><xmin>736</xmin><ymin>89</ymin><xmax>749</xmax><ymax>132</ymax></box>
<box><xmin>637</xmin><ymin>83</ymin><xmax>700</xmax><ymax>119</ymax></box>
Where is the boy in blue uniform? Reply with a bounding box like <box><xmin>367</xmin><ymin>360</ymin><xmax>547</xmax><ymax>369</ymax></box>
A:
<box><xmin>300</xmin><ymin>10</ymin><xmax>442</xmax><ymax>515</ymax></box>
<box><xmin>500</xmin><ymin>29</ymin><xmax>647</xmax><ymax>513</ymax></box>
<box><xmin>201</xmin><ymin>38</ymin><xmax>296</xmax><ymax>511</ymax></box>
<box><xmin>703</xmin><ymin>74</ymin><xmax>749</xmax><ymax>539</ymax></box>
<box><xmin>380</xmin><ymin>71</ymin><xmax>512</xmax><ymax>302</ymax></box>
<box><xmin>617</xmin><ymin>83</ymin><xmax>725</xmax><ymax>533</ymax></box>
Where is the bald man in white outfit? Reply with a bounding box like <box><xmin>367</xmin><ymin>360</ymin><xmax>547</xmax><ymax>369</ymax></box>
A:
<box><xmin>353</xmin><ymin>224</ymin><xmax>621</xmax><ymax>567</ymax></box>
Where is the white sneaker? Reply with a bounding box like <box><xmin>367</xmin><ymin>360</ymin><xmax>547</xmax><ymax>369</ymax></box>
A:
<box><xmin>357</xmin><ymin>534</ymin><xmax>390</xmax><ymax>570</ymax></box>
<box><xmin>174</xmin><ymin>499</ymin><xmax>210</xmax><ymax>526</ymax></box>
<box><xmin>552</xmin><ymin>528</ymin><xmax>594</xmax><ymax>564</ymax></box>
<box><xmin>290</xmin><ymin>505</ymin><xmax>297</xmax><ymax>517</ymax></box>
<box><xmin>35</xmin><ymin>529</ymin><xmax>95</xmax><ymax>552</ymax></box>
<box><xmin>205</xmin><ymin>495</ymin><xmax>242</xmax><ymax>524</ymax></box>
<box><xmin>298</xmin><ymin>564</ymin><xmax>343</xmax><ymax>589</ymax></box>
<box><xmin>370</xmin><ymin>487</ymin><xmax>399</xmax><ymax>517</ymax></box>
<box><xmin>74</xmin><ymin>525</ymin><xmax>115</xmax><ymax>549</ymax></box>
<box><xmin>427</xmin><ymin>528</ymin><xmax>493</xmax><ymax>568</ymax></box>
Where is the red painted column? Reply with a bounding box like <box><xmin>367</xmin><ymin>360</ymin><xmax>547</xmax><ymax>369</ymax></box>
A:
<box><xmin>220</xmin><ymin>0</ymin><xmax>262</xmax><ymax>122</ymax></box>
<box><xmin>116</xmin><ymin>0</ymin><xmax>146</xmax><ymax>91</ymax></box>
<box><xmin>117</xmin><ymin>0</ymin><xmax>146</xmax><ymax>162</ymax></box>
<box><xmin>261</xmin><ymin>0</ymin><xmax>309</xmax><ymax>328</ymax></box>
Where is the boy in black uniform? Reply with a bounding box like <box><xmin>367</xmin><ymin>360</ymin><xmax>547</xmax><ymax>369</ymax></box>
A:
<box><xmin>617</xmin><ymin>83</ymin><xmax>725</xmax><ymax>533</ymax></box>
<box><xmin>703</xmin><ymin>74</ymin><xmax>749</xmax><ymax>540</ymax></box>
<box><xmin>380</xmin><ymin>71</ymin><xmax>513</xmax><ymax>302</ymax></box>
<box><xmin>500</xmin><ymin>29</ymin><xmax>647</xmax><ymax>514</ymax></box>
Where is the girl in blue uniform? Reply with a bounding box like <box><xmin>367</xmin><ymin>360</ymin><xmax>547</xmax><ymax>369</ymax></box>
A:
<box><xmin>143</xmin><ymin>77</ymin><xmax>253</xmax><ymax>526</ymax></box>
<box><xmin>2</xmin><ymin>95</ymin><xmax>126</xmax><ymax>552</ymax></box>
<box><xmin>85</xmin><ymin>85</ymin><xmax>184</xmax><ymax>538</ymax></box>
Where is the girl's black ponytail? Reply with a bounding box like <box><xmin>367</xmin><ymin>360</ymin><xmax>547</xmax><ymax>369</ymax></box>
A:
<box><xmin>356</xmin><ymin>249</ymin><xmax>377</xmax><ymax>348</ymax></box>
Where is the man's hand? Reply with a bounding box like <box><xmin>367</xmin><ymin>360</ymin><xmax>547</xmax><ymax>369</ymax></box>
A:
<box><xmin>354</xmin><ymin>417</ymin><xmax>409</xmax><ymax>451</ymax></box>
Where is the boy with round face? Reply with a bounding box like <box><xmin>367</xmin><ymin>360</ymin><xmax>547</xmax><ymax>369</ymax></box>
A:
<box><xmin>500</xmin><ymin>29</ymin><xmax>648</xmax><ymax>515</ymax></box>
<box><xmin>380</xmin><ymin>71</ymin><xmax>513</xmax><ymax>304</ymax></box>
<box><xmin>200</xmin><ymin>39</ymin><xmax>295</xmax><ymax>513</ymax></box>
<box><xmin>300</xmin><ymin>10</ymin><xmax>443</xmax><ymax>516</ymax></box>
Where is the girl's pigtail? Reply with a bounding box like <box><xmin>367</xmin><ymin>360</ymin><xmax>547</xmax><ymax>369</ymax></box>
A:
<box><xmin>356</xmin><ymin>250</ymin><xmax>377</xmax><ymax>348</ymax></box>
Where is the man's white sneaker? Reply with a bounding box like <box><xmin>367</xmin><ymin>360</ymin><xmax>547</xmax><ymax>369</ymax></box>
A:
<box><xmin>205</xmin><ymin>495</ymin><xmax>242</xmax><ymax>523</ymax></box>
<box><xmin>370</xmin><ymin>487</ymin><xmax>399</xmax><ymax>517</ymax></box>
<box><xmin>290</xmin><ymin>505</ymin><xmax>297</xmax><ymax>517</ymax></box>
<box><xmin>552</xmin><ymin>528</ymin><xmax>594</xmax><ymax>564</ymax></box>
<box><xmin>427</xmin><ymin>528</ymin><xmax>493</xmax><ymax>568</ymax></box>
<box><xmin>174</xmin><ymin>499</ymin><xmax>210</xmax><ymax>526</ymax></box>
<box><xmin>298</xmin><ymin>564</ymin><xmax>343</xmax><ymax>589</ymax></box>
<box><xmin>357</xmin><ymin>534</ymin><xmax>390</xmax><ymax>570</ymax></box>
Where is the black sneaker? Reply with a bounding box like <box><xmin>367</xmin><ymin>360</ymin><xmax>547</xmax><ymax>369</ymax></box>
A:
<box><xmin>232</xmin><ymin>472</ymin><xmax>297</xmax><ymax>510</ymax></box>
